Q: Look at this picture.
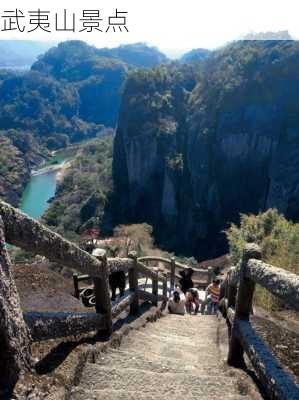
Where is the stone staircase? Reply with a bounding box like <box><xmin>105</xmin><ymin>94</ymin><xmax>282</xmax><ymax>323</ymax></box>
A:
<box><xmin>70</xmin><ymin>314</ymin><xmax>260</xmax><ymax>400</ymax></box>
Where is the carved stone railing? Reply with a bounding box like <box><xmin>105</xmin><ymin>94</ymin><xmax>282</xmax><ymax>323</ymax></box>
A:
<box><xmin>24</xmin><ymin>311</ymin><xmax>106</xmax><ymax>341</ymax></box>
<box><xmin>0</xmin><ymin>200</ymin><xmax>104</xmax><ymax>277</ymax></box>
<box><xmin>220</xmin><ymin>243</ymin><xmax>299</xmax><ymax>400</ymax></box>
<box><xmin>73</xmin><ymin>256</ymin><xmax>168</xmax><ymax>318</ymax></box>
<box><xmin>138</xmin><ymin>256</ymin><xmax>213</xmax><ymax>294</ymax></box>
<box><xmin>0</xmin><ymin>200</ymin><xmax>169</xmax><ymax>386</ymax></box>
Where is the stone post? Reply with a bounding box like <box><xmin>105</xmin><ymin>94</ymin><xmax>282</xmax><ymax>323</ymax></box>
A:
<box><xmin>93</xmin><ymin>250</ymin><xmax>112</xmax><ymax>337</ymax></box>
<box><xmin>0</xmin><ymin>217</ymin><xmax>32</xmax><ymax>387</ymax></box>
<box><xmin>152</xmin><ymin>268</ymin><xmax>159</xmax><ymax>307</ymax></box>
<box><xmin>128</xmin><ymin>251</ymin><xmax>139</xmax><ymax>315</ymax></box>
<box><xmin>228</xmin><ymin>243</ymin><xmax>262</xmax><ymax>367</ymax></box>
<box><xmin>170</xmin><ymin>257</ymin><xmax>176</xmax><ymax>295</ymax></box>
<box><xmin>73</xmin><ymin>273</ymin><xmax>79</xmax><ymax>299</ymax></box>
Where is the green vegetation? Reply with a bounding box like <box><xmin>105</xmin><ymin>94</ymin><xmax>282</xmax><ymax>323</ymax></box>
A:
<box><xmin>113</xmin><ymin>61</ymin><xmax>204</xmax><ymax>254</ymax></box>
<box><xmin>32</xmin><ymin>41</ymin><xmax>168</xmax><ymax>127</ymax></box>
<box><xmin>180</xmin><ymin>48</ymin><xmax>210</xmax><ymax>64</ymax></box>
<box><xmin>42</xmin><ymin>135</ymin><xmax>113</xmax><ymax>239</ymax></box>
<box><xmin>13</xmin><ymin>249</ymin><xmax>35</xmax><ymax>263</ymax></box>
<box><xmin>226</xmin><ymin>209</ymin><xmax>299</xmax><ymax>311</ymax></box>
<box><xmin>189</xmin><ymin>40</ymin><xmax>299</xmax><ymax>137</ymax></box>
<box><xmin>0</xmin><ymin>130</ymin><xmax>46</xmax><ymax>206</ymax></box>
<box><xmin>32</xmin><ymin>41</ymin><xmax>128</xmax><ymax>127</ymax></box>
<box><xmin>0</xmin><ymin>70</ymin><xmax>102</xmax><ymax>145</ymax></box>
<box><xmin>0</xmin><ymin>40</ymin><xmax>169</xmax><ymax>153</ymax></box>
<box><xmin>96</xmin><ymin>43</ymin><xmax>168</xmax><ymax>68</ymax></box>
<box><xmin>0</xmin><ymin>40</ymin><xmax>168</xmax><ymax>205</ymax></box>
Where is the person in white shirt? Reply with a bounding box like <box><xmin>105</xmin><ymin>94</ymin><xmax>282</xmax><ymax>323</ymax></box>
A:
<box><xmin>168</xmin><ymin>286</ymin><xmax>186</xmax><ymax>315</ymax></box>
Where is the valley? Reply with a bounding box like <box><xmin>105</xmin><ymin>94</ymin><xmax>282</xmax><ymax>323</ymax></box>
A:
<box><xmin>0</xmin><ymin>35</ymin><xmax>298</xmax><ymax>400</ymax></box>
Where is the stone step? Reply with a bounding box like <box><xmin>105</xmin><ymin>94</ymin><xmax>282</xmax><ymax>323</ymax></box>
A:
<box><xmin>123</xmin><ymin>332</ymin><xmax>217</xmax><ymax>351</ymax></box>
<box><xmin>144</xmin><ymin>316</ymin><xmax>220</xmax><ymax>335</ymax></box>
<box><xmin>110</xmin><ymin>347</ymin><xmax>224</xmax><ymax>369</ymax></box>
<box><xmin>76</xmin><ymin>365</ymin><xmax>244</xmax><ymax>397</ymax></box>
<box><xmin>119</xmin><ymin>333</ymin><xmax>219</xmax><ymax>361</ymax></box>
<box><xmin>70</xmin><ymin>387</ymin><xmax>252</xmax><ymax>400</ymax></box>
<box><xmin>118</xmin><ymin>340</ymin><xmax>201</xmax><ymax>363</ymax></box>
<box><xmin>70</xmin><ymin>314</ymin><xmax>261</xmax><ymax>400</ymax></box>
<box><xmin>153</xmin><ymin>314</ymin><xmax>218</xmax><ymax>325</ymax></box>
<box><xmin>142</xmin><ymin>328</ymin><xmax>210</xmax><ymax>340</ymax></box>
<box><xmin>95</xmin><ymin>349</ymin><xmax>223</xmax><ymax>374</ymax></box>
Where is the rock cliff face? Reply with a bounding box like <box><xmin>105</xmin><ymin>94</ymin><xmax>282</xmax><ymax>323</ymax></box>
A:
<box><xmin>113</xmin><ymin>41</ymin><xmax>299</xmax><ymax>258</ymax></box>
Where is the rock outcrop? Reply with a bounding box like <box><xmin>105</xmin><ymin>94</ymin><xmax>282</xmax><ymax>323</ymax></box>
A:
<box><xmin>113</xmin><ymin>41</ymin><xmax>299</xmax><ymax>258</ymax></box>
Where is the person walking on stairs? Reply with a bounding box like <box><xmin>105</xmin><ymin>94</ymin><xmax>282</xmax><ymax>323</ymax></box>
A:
<box><xmin>178</xmin><ymin>267</ymin><xmax>194</xmax><ymax>294</ymax></box>
<box><xmin>201</xmin><ymin>279</ymin><xmax>221</xmax><ymax>315</ymax></box>
<box><xmin>168</xmin><ymin>285</ymin><xmax>186</xmax><ymax>315</ymax></box>
<box><xmin>185</xmin><ymin>287</ymin><xmax>202</xmax><ymax>314</ymax></box>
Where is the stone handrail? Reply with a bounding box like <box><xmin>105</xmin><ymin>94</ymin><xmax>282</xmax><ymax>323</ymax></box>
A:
<box><xmin>246</xmin><ymin>259</ymin><xmax>299</xmax><ymax>311</ymax></box>
<box><xmin>138</xmin><ymin>255</ymin><xmax>210</xmax><ymax>274</ymax></box>
<box><xmin>24</xmin><ymin>311</ymin><xmax>106</xmax><ymax>341</ymax></box>
<box><xmin>0</xmin><ymin>200</ymin><xmax>169</xmax><ymax>387</ymax></box>
<box><xmin>222</xmin><ymin>244</ymin><xmax>299</xmax><ymax>400</ymax></box>
<box><xmin>138</xmin><ymin>256</ymin><xmax>213</xmax><ymax>294</ymax></box>
<box><xmin>0</xmin><ymin>200</ymin><xmax>104</xmax><ymax>277</ymax></box>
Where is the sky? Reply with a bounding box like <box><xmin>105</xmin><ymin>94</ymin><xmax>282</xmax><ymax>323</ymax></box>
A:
<box><xmin>0</xmin><ymin>0</ymin><xmax>298</xmax><ymax>57</ymax></box>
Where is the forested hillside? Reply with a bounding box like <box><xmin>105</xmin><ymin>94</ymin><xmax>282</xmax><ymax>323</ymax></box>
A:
<box><xmin>180</xmin><ymin>48</ymin><xmax>210</xmax><ymax>63</ymax></box>
<box><xmin>42</xmin><ymin>135</ymin><xmax>113</xmax><ymax>240</ymax></box>
<box><xmin>0</xmin><ymin>40</ymin><xmax>168</xmax><ymax>205</ymax></box>
<box><xmin>0</xmin><ymin>130</ymin><xmax>46</xmax><ymax>206</ymax></box>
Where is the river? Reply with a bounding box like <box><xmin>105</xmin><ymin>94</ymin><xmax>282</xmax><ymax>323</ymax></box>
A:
<box><xmin>20</xmin><ymin>151</ymin><xmax>69</xmax><ymax>219</ymax></box>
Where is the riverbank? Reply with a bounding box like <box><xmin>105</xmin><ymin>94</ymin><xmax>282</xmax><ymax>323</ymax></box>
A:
<box><xmin>20</xmin><ymin>155</ymin><xmax>71</xmax><ymax>220</ymax></box>
<box><xmin>31</xmin><ymin>162</ymin><xmax>66</xmax><ymax>176</ymax></box>
<box><xmin>41</xmin><ymin>135</ymin><xmax>114</xmax><ymax>237</ymax></box>
<box><xmin>0</xmin><ymin>134</ymin><xmax>46</xmax><ymax>207</ymax></box>
<box><xmin>56</xmin><ymin>160</ymin><xmax>72</xmax><ymax>183</ymax></box>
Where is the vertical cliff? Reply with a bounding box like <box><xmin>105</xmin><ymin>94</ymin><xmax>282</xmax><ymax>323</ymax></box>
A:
<box><xmin>113</xmin><ymin>64</ymin><xmax>199</xmax><ymax>251</ymax></box>
<box><xmin>113</xmin><ymin>41</ymin><xmax>299</xmax><ymax>258</ymax></box>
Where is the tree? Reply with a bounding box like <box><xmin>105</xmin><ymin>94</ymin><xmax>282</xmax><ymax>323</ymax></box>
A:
<box><xmin>113</xmin><ymin>223</ymin><xmax>154</xmax><ymax>256</ymax></box>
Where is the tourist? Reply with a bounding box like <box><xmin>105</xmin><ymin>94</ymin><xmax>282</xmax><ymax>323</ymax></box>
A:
<box><xmin>185</xmin><ymin>287</ymin><xmax>202</xmax><ymax>315</ymax></box>
<box><xmin>168</xmin><ymin>286</ymin><xmax>186</xmax><ymax>315</ymax></box>
<box><xmin>218</xmin><ymin>278</ymin><xmax>228</xmax><ymax>318</ymax></box>
<box><xmin>92</xmin><ymin>248</ymin><xmax>126</xmax><ymax>301</ymax></box>
<box><xmin>201</xmin><ymin>279</ymin><xmax>221</xmax><ymax>315</ymax></box>
<box><xmin>178</xmin><ymin>267</ymin><xmax>194</xmax><ymax>294</ymax></box>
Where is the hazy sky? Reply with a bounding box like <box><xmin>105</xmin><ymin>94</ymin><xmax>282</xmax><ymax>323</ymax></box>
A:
<box><xmin>1</xmin><ymin>0</ymin><xmax>298</xmax><ymax>56</ymax></box>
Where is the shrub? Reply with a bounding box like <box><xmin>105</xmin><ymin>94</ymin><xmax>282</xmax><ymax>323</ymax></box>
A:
<box><xmin>226</xmin><ymin>208</ymin><xmax>299</xmax><ymax>311</ymax></box>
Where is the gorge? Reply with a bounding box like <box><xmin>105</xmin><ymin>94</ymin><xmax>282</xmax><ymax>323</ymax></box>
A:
<box><xmin>1</xmin><ymin>39</ymin><xmax>299</xmax><ymax>260</ymax></box>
